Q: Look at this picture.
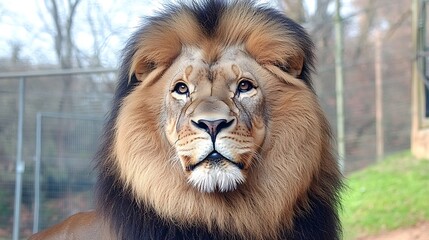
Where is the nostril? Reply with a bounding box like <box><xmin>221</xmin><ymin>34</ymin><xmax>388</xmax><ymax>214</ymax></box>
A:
<box><xmin>216</xmin><ymin>119</ymin><xmax>234</xmax><ymax>133</ymax></box>
<box><xmin>191</xmin><ymin>120</ymin><xmax>209</xmax><ymax>132</ymax></box>
<box><xmin>198</xmin><ymin>119</ymin><xmax>226</xmax><ymax>136</ymax></box>
<box><xmin>191</xmin><ymin>119</ymin><xmax>234</xmax><ymax>140</ymax></box>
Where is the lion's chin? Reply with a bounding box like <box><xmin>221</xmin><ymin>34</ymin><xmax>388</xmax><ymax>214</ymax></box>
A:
<box><xmin>187</xmin><ymin>163</ymin><xmax>245</xmax><ymax>193</ymax></box>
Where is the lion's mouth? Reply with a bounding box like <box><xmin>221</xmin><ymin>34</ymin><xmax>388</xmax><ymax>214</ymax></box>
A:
<box><xmin>187</xmin><ymin>151</ymin><xmax>244</xmax><ymax>171</ymax></box>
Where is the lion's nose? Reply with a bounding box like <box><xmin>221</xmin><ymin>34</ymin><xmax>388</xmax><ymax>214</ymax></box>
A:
<box><xmin>192</xmin><ymin>119</ymin><xmax>234</xmax><ymax>142</ymax></box>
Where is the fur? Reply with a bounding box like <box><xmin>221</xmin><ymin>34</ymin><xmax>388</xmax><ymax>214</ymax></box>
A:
<box><xmin>95</xmin><ymin>1</ymin><xmax>342</xmax><ymax>239</ymax></box>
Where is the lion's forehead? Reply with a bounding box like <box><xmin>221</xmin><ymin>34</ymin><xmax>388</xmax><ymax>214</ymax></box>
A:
<box><xmin>179</xmin><ymin>46</ymin><xmax>254</xmax><ymax>85</ymax></box>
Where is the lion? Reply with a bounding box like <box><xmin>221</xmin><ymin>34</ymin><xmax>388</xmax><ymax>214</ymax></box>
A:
<box><xmin>30</xmin><ymin>1</ymin><xmax>342</xmax><ymax>239</ymax></box>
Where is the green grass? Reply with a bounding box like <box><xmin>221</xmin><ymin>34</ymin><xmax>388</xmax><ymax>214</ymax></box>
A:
<box><xmin>341</xmin><ymin>151</ymin><xmax>429</xmax><ymax>239</ymax></box>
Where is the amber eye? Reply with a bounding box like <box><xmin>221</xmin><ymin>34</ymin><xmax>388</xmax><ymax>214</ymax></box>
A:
<box><xmin>173</xmin><ymin>82</ymin><xmax>189</xmax><ymax>95</ymax></box>
<box><xmin>237</xmin><ymin>80</ymin><xmax>254</xmax><ymax>93</ymax></box>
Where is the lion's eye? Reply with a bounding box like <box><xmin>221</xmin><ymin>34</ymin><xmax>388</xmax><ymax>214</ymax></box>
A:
<box><xmin>237</xmin><ymin>80</ymin><xmax>254</xmax><ymax>93</ymax></box>
<box><xmin>173</xmin><ymin>82</ymin><xmax>189</xmax><ymax>95</ymax></box>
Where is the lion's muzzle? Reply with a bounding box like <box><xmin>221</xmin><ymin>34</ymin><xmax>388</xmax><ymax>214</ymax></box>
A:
<box><xmin>172</xmin><ymin>96</ymin><xmax>253</xmax><ymax>192</ymax></box>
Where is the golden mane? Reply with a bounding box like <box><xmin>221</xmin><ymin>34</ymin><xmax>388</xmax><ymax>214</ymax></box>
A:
<box><xmin>107</xmin><ymin>1</ymin><xmax>341</xmax><ymax>239</ymax></box>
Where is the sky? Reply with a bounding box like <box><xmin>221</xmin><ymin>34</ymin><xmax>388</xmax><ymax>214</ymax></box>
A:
<box><xmin>0</xmin><ymin>0</ymin><xmax>167</xmax><ymax>67</ymax></box>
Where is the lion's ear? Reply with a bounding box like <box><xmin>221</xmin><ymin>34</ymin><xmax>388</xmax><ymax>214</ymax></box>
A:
<box><xmin>129</xmin><ymin>57</ymin><xmax>168</xmax><ymax>87</ymax></box>
<box><xmin>127</xmin><ymin>23</ymin><xmax>184</xmax><ymax>82</ymax></box>
<box><xmin>129</xmin><ymin>35</ymin><xmax>182</xmax><ymax>83</ymax></box>
<box><xmin>131</xmin><ymin>59</ymin><xmax>156</xmax><ymax>82</ymax></box>
<box><xmin>276</xmin><ymin>54</ymin><xmax>304</xmax><ymax>78</ymax></box>
<box><xmin>245</xmin><ymin>32</ymin><xmax>305</xmax><ymax>78</ymax></box>
<box><xmin>128</xmin><ymin>11</ymin><xmax>203</xmax><ymax>83</ymax></box>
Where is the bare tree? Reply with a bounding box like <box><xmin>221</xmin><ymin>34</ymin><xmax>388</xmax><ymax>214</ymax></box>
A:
<box><xmin>352</xmin><ymin>0</ymin><xmax>377</xmax><ymax>58</ymax></box>
<box><xmin>44</xmin><ymin>0</ymin><xmax>81</xmax><ymax>69</ymax></box>
<box><xmin>278</xmin><ymin>0</ymin><xmax>307</xmax><ymax>23</ymax></box>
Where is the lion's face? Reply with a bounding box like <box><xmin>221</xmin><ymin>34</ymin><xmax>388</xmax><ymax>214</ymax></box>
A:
<box><xmin>164</xmin><ymin>47</ymin><xmax>266</xmax><ymax>192</ymax></box>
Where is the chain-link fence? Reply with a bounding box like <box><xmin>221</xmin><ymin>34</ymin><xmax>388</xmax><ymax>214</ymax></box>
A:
<box><xmin>32</xmin><ymin>112</ymin><xmax>103</xmax><ymax>233</ymax></box>
<box><xmin>0</xmin><ymin>69</ymin><xmax>115</xmax><ymax>239</ymax></box>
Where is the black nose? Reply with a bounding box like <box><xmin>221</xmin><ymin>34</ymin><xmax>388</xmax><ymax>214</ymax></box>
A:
<box><xmin>192</xmin><ymin>119</ymin><xmax>234</xmax><ymax>142</ymax></box>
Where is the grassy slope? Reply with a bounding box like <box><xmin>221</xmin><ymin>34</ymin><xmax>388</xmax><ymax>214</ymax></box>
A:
<box><xmin>341</xmin><ymin>151</ymin><xmax>429</xmax><ymax>239</ymax></box>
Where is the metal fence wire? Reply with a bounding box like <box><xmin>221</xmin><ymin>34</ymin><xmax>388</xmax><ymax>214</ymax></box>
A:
<box><xmin>32</xmin><ymin>113</ymin><xmax>103</xmax><ymax>233</ymax></box>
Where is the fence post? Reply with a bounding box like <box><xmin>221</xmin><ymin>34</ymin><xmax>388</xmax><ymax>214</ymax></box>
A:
<box><xmin>13</xmin><ymin>77</ymin><xmax>25</xmax><ymax>240</ymax></box>
<box><xmin>33</xmin><ymin>113</ymin><xmax>42</xmax><ymax>233</ymax></box>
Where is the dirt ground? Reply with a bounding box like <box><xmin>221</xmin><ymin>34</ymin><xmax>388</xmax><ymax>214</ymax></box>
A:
<box><xmin>359</xmin><ymin>222</ymin><xmax>429</xmax><ymax>240</ymax></box>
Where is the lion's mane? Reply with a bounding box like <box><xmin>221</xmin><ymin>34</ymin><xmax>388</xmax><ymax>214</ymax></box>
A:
<box><xmin>95</xmin><ymin>1</ymin><xmax>342</xmax><ymax>239</ymax></box>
